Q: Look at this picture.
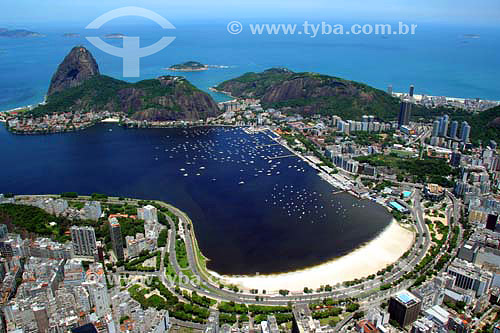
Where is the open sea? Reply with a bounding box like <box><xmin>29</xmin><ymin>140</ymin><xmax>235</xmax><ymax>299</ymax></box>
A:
<box><xmin>1</xmin><ymin>21</ymin><xmax>500</xmax><ymax>111</ymax></box>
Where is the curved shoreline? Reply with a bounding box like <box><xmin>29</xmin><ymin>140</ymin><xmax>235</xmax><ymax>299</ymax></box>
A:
<box><xmin>158</xmin><ymin>196</ymin><xmax>414</xmax><ymax>295</ymax></box>
<box><xmin>210</xmin><ymin>219</ymin><xmax>414</xmax><ymax>292</ymax></box>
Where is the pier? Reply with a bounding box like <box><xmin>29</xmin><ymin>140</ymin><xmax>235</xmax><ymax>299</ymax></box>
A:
<box><xmin>255</xmin><ymin>143</ymin><xmax>280</xmax><ymax>148</ymax></box>
<box><xmin>266</xmin><ymin>154</ymin><xmax>296</xmax><ymax>160</ymax></box>
<box><xmin>243</xmin><ymin>126</ymin><xmax>270</xmax><ymax>135</ymax></box>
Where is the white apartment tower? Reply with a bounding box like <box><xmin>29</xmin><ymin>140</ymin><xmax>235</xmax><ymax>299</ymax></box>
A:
<box><xmin>138</xmin><ymin>205</ymin><xmax>158</xmax><ymax>224</ymax></box>
<box><xmin>70</xmin><ymin>226</ymin><xmax>97</xmax><ymax>257</ymax></box>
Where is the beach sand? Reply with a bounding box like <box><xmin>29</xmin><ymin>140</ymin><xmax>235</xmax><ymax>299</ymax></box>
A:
<box><xmin>101</xmin><ymin>117</ymin><xmax>120</xmax><ymax>123</ymax></box>
<box><xmin>213</xmin><ymin>220</ymin><xmax>414</xmax><ymax>292</ymax></box>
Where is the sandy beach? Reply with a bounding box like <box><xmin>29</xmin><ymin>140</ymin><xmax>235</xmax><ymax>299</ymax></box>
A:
<box><xmin>101</xmin><ymin>117</ymin><xmax>120</xmax><ymax>123</ymax></box>
<box><xmin>214</xmin><ymin>220</ymin><xmax>414</xmax><ymax>292</ymax></box>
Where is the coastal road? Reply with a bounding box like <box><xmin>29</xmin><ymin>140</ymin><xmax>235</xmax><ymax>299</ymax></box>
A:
<box><xmin>447</xmin><ymin>190</ymin><xmax>463</xmax><ymax>249</ymax></box>
<box><xmin>413</xmin><ymin>189</ymin><xmax>431</xmax><ymax>255</ymax></box>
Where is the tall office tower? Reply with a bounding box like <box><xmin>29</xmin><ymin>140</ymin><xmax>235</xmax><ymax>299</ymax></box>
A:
<box><xmin>461</xmin><ymin>121</ymin><xmax>471</xmax><ymax>143</ymax></box>
<box><xmin>449</xmin><ymin>120</ymin><xmax>458</xmax><ymax>138</ymax></box>
<box><xmin>109</xmin><ymin>218</ymin><xmax>124</xmax><ymax>261</ymax></box>
<box><xmin>388</xmin><ymin>291</ymin><xmax>422</xmax><ymax>327</ymax></box>
<box><xmin>33</xmin><ymin>305</ymin><xmax>50</xmax><ymax>333</ymax></box>
<box><xmin>74</xmin><ymin>286</ymin><xmax>91</xmax><ymax>312</ymax></box>
<box><xmin>86</xmin><ymin>282</ymin><xmax>110</xmax><ymax>319</ymax></box>
<box><xmin>387</xmin><ymin>85</ymin><xmax>393</xmax><ymax>95</ymax></box>
<box><xmin>398</xmin><ymin>100</ymin><xmax>411</xmax><ymax>128</ymax></box>
<box><xmin>439</xmin><ymin>115</ymin><xmax>449</xmax><ymax>137</ymax></box>
<box><xmin>486</xmin><ymin>213</ymin><xmax>498</xmax><ymax>231</ymax></box>
<box><xmin>432</xmin><ymin>120</ymin><xmax>440</xmax><ymax>137</ymax></box>
<box><xmin>409</xmin><ymin>85</ymin><xmax>415</xmax><ymax>97</ymax></box>
<box><xmin>447</xmin><ymin>259</ymin><xmax>493</xmax><ymax>297</ymax></box>
<box><xmin>70</xmin><ymin>226</ymin><xmax>97</xmax><ymax>257</ymax></box>
<box><xmin>450</xmin><ymin>151</ymin><xmax>462</xmax><ymax>167</ymax></box>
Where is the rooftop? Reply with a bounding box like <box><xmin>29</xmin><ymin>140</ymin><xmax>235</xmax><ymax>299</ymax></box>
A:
<box><xmin>395</xmin><ymin>290</ymin><xmax>419</xmax><ymax>305</ymax></box>
<box><xmin>424</xmin><ymin>305</ymin><xmax>450</xmax><ymax>325</ymax></box>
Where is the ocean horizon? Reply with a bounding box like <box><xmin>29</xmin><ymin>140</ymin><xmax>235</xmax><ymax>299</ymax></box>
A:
<box><xmin>1</xmin><ymin>21</ymin><xmax>500</xmax><ymax>112</ymax></box>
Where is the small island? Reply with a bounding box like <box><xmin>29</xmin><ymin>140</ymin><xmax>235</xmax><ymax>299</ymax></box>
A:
<box><xmin>104</xmin><ymin>33</ymin><xmax>126</xmax><ymax>39</ymax></box>
<box><xmin>63</xmin><ymin>33</ymin><xmax>81</xmax><ymax>38</ymax></box>
<box><xmin>167</xmin><ymin>61</ymin><xmax>208</xmax><ymax>72</ymax></box>
<box><xmin>0</xmin><ymin>28</ymin><xmax>44</xmax><ymax>38</ymax></box>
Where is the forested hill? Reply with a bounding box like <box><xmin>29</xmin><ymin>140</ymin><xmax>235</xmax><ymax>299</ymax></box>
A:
<box><xmin>216</xmin><ymin>68</ymin><xmax>409</xmax><ymax>120</ymax></box>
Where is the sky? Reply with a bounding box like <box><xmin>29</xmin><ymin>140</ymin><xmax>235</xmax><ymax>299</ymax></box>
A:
<box><xmin>2</xmin><ymin>0</ymin><xmax>500</xmax><ymax>27</ymax></box>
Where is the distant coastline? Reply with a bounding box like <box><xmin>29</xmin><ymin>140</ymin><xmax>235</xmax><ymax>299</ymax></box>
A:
<box><xmin>0</xmin><ymin>28</ymin><xmax>44</xmax><ymax>38</ymax></box>
<box><xmin>209</xmin><ymin>87</ymin><xmax>235</xmax><ymax>99</ymax></box>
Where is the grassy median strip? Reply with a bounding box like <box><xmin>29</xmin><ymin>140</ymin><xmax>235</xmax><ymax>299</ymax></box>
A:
<box><xmin>176</xmin><ymin>239</ymin><xmax>189</xmax><ymax>269</ymax></box>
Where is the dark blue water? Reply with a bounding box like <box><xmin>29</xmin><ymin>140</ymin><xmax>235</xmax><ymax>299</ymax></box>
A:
<box><xmin>1</xmin><ymin>22</ymin><xmax>500</xmax><ymax>111</ymax></box>
<box><xmin>0</xmin><ymin>124</ymin><xmax>391</xmax><ymax>274</ymax></box>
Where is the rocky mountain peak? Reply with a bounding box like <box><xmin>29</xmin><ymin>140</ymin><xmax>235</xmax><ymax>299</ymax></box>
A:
<box><xmin>47</xmin><ymin>46</ymin><xmax>99</xmax><ymax>96</ymax></box>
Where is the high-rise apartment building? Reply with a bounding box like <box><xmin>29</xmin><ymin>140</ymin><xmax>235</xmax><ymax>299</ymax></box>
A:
<box><xmin>398</xmin><ymin>101</ymin><xmax>411</xmax><ymax>128</ymax></box>
<box><xmin>82</xmin><ymin>201</ymin><xmax>102</xmax><ymax>221</ymax></box>
<box><xmin>432</xmin><ymin>120</ymin><xmax>440</xmax><ymax>137</ymax></box>
<box><xmin>109</xmin><ymin>218</ymin><xmax>124</xmax><ymax>261</ymax></box>
<box><xmin>461</xmin><ymin>121</ymin><xmax>471</xmax><ymax>143</ymax></box>
<box><xmin>439</xmin><ymin>115</ymin><xmax>449</xmax><ymax>137</ymax></box>
<box><xmin>70</xmin><ymin>226</ymin><xmax>97</xmax><ymax>257</ymax></box>
<box><xmin>137</xmin><ymin>205</ymin><xmax>158</xmax><ymax>224</ymax></box>
<box><xmin>449</xmin><ymin>120</ymin><xmax>458</xmax><ymax>138</ymax></box>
